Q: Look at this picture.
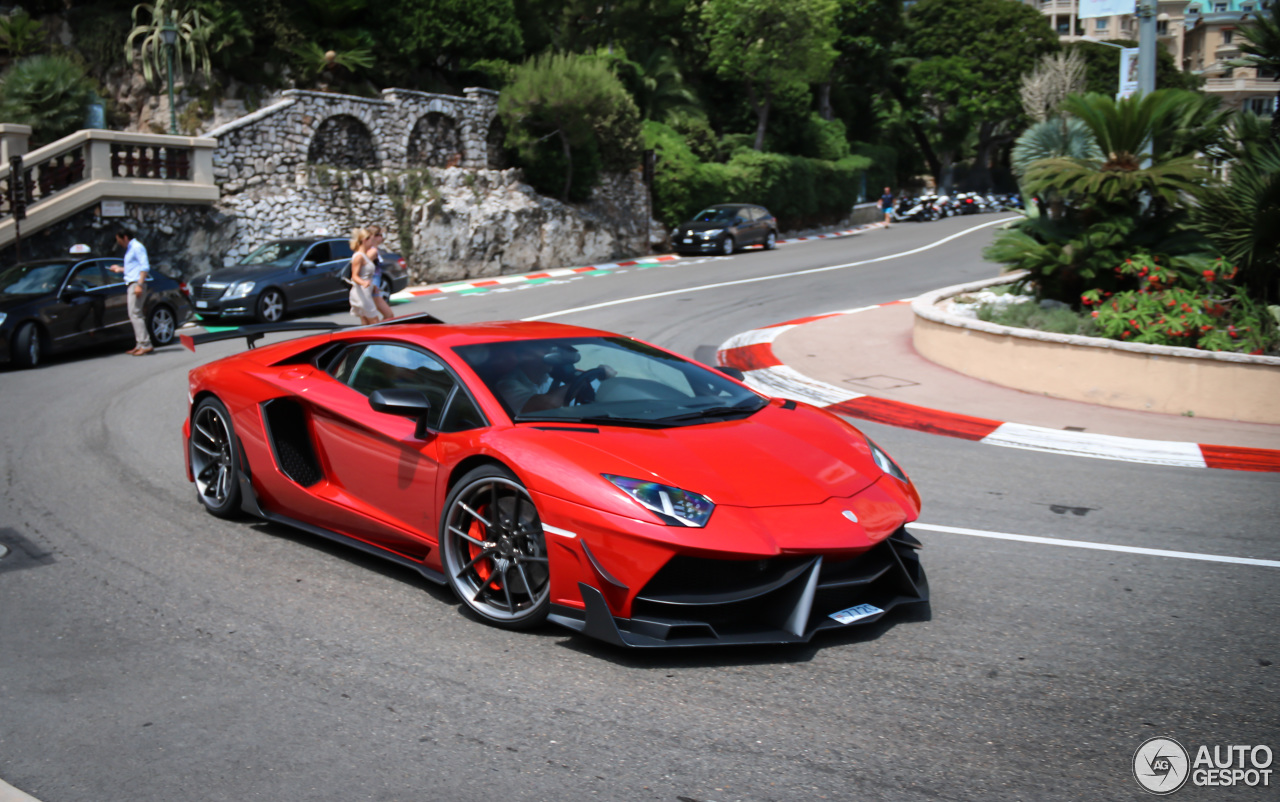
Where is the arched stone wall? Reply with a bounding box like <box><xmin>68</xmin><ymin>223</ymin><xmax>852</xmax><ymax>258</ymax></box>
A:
<box><xmin>408</xmin><ymin>112</ymin><xmax>462</xmax><ymax>167</ymax></box>
<box><xmin>486</xmin><ymin>118</ymin><xmax>509</xmax><ymax>170</ymax></box>
<box><xmin>308</xmin><ymin>114</ymin><xmax>378</xmax><ymax>169</ymax></box>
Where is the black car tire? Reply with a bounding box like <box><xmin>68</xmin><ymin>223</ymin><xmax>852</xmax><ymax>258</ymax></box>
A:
<box><xmin>12</xmin><ymin>322</ymin><xmax>42</xmax><ymax>369</ymax></box>
<box><xmin>256</xmin><ymin>289</ymin><xmax>286</xmax><ymax>323</ymax></box>
<box><xmin>189</xmin><ymin>397</ymin><xmax>242</xmax><ymax>518</ymax></box>
<box><xmin>148</xmin><ymin>304</ymin><xmax>177</xmax><ymax>346</ymax></box>
<box><xmin>764</xmin><ymin>230</ymin><xmax>778</xmax><ymax>250</ymax></box>
<box><xmin>441</xmin><ymin>465</ymin><xmax>551</xmax><ymax>630</ymax></box>
<box><xmin>720</xmin><ymin>235</ymin><xmax>735</xmax><ymax>256</ymax></box>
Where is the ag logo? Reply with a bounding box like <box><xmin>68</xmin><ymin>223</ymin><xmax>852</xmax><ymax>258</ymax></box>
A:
<box><xmin>1134</xmin><ymin>737</ymin><xmax>1190</xmax><ymax>795</ymax></box>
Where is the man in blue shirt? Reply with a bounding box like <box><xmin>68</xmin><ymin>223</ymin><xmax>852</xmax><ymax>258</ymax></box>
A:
<box><xmin>108</xmin><ymin>227</ymin><xmax>152</xmax><ymax>355</ymax></box>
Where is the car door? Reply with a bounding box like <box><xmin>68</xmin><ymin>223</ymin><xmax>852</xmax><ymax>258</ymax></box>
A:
<box><xmin>45</xmin><ymin>261</ymin><xmax>126</xmax><ymax>350</ymax></box>
<box><xmin>288</xmin><ymin>240</ymin><xmax>354</xmax><ymax>310</ymax></box>
<box><xmin>265</xmin><ymin>342</ymin><xmax>475</xmax><ymax>558</ymax></box>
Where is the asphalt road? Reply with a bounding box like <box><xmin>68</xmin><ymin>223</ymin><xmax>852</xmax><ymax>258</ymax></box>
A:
<box><xmin>1</xmin><ymin>215</ymin><xmax>1276</xmax><ymax>802</ymax></box>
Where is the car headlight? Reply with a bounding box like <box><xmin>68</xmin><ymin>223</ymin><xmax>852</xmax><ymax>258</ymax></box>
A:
<box><xmin>603</xmin><ymin>474</ymin><xmax>715</xmax><ymax>527</ymax></box>
<box><xmin>0</xmin><ymin>312</ymin><xmax>6</xmax><ymax>327</ymax></box>
<box><xmin>703</xmin><ymin>228</ymin><xmax>723</xmax><ymax>237</ymax></box>
<box><xmin>867</xmin><ymin>438</ymin><xmax>908</xmax><ymax>483</ymax></box>
<box><xmin>223</xmin><ymin>281</ymin><xmax>255</xmax><ymax>299</ymax></box>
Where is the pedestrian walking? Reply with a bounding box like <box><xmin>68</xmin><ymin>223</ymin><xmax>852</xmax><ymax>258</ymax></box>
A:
<box><xmin>877</xmin><ymin>187</ymin><xmax>894</xmax><ymax>227</ymax></box>
<box><xmin>108</xmin><ymin>227</ymin><xmax>152</xmax><ymax>355</ymax></box>
<box><xmin>365</xmin><ymin>224</ymin><xmax>395</xmax><ymax>322</ymax></box>
<box><xmin>348</xmin><ymin>228</ymin><xmax>380</xmax><ymax>326</ymax></box>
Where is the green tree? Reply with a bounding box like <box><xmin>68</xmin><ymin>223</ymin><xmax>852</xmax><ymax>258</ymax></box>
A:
<box><xmin>0</xmin><ymin>54</ymin><xmax>96</xmax><ymax>145</ymax></box>
<box><xmin>1067</xmin><ymin>40</ymin><xmax>1203</xmax><ymax>97</ymax></box>
<box><xmin>499</xmin><ymin>52</ymin><xmax>642</xmax><ymax>201</ymax></box>
<box><xmin>372</xmin><ymin>0</ymin><xmax>522</xmax><ymax>87</ymax></box>
<box><xmin>900</xmin><ymin>0</ymin><xmax>1058</xmax><ymax>190</ymax></box>
<box><xmin>0</xmin><ymin>11</ymin><xmax>46</xmax><ymax>61</ymax></box>
<box><xmin>702</xmin><ymin>0</ymin><xmax>839</xmax><ymax>151</ymax></box>
<box><xmin>816</xmin><ymin>0</ymin><xmax>901</xmax><ymax>122</ymax></box>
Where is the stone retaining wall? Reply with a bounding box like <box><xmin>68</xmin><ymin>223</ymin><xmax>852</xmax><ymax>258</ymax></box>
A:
<box><xmin>912</xmin><ymin>274</ymin><xmax>1280</xmax><ymax>424</ymax></box>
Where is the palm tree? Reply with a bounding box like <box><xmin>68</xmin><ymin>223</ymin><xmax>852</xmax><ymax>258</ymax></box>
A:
<box><xmin>1232</xmin><ymin>2</ymin><xmax>1280</xmax><ymax>140</ymax></box>
<box><xmin>1195</xmin><ymin>143</ymin><xmax>1280</xmax><ymax>303</ymax></box>
<box><xmin>1022</xmin><ymin>91</ymin><xmax>1209</xmax><ymax>212</ymax></box>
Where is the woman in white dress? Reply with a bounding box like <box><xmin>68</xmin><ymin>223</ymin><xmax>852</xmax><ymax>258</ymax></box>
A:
<box><xmin>366</xmin><ymin>224</ymin><xmax>395</xmax><ymax>321</ymax></box>
<box><xmin>348</xmin><ymin>228</ymin><xmax>379</xmax><ymax>325</ymax></box>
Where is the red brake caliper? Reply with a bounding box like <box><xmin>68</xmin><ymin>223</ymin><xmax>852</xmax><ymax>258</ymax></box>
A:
<box><xmin>467</xmin><ymin>506</ymin><xmax>499</xmax><ymax>587</ymax></box>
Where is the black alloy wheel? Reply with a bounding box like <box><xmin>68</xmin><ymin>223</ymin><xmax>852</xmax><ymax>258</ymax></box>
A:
<box><xmin>720</xmin><ymin>235</ymin><xmax>735</xmax><ymax>256</ymax></box>
<box><xmin>764</xmin><ymin>230</ymin><xmax>778</xmax><ymax>250</ymax></box>
<box><xmin>441</xmin><ymin>465</ymin><xmax>551</xmax><ymax>629</ymax></box>
<box><xmin>189</xmin><ymin>397</ymin><xmax>243</xmax><ymax>518</ymax></box>
<box><xmin>12</xmin><ymin>322</ymin><xmax>42</xmax><ymax>368</ymax></box>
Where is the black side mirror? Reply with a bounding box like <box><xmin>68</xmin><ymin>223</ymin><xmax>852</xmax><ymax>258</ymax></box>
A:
<box><xmin>716</xmin><ymin>366</ymin><xmax>745</xmax><ymax>381</ymax></box>
<box><xmin>61</xmin><ymin>283</ymin><xmax>87</xmax><ymax>299</ymax></box>
<box><xmin>369</xmin><ymin>388</ymin><xmax>433</xmax><ymax>438</ymax></box>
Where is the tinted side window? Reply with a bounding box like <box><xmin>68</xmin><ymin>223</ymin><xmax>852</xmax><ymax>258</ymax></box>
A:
<box><xmin>304</xmin><ymin>243</ymin><xmax>331</xmax><ymax>263</ymax></box>
<box><xmin>328</xmin><ymin>240</ymin><xmax>353</xmax><ymax>260</ymax></box>
<box><xmin>339</xmin><ymin>343</ymin><xmax>457</xmax><ymax>431</ymax></box>
<box><xmin>69</xmin><ymin>263</ymin><xmax>111</xmax><ymax>289</ymax></box>
<box><xmin>440</xmin><ymin>387</ymin><xmax>485</xmax><ymax>432</ymax></box>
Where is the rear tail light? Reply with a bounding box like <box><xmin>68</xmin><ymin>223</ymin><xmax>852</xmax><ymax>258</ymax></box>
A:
<box><xmin>179</xmin><ymin>281</ymin><xmax>191</xmax><ymax>299</ymax></box>
<box><xmin>398</xmin><ymin>258</ymin><xmax>407</xmax><ymax>270</ymax></box>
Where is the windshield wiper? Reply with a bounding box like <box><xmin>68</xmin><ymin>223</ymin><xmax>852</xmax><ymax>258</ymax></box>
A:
<box><xmin>658</xmin><ymin>400</ymin><xmax>765</xmax><ymax>423</ymax></box>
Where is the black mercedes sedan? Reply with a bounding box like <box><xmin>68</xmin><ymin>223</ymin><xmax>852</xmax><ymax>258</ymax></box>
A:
<box><xmin>187</xmin><ymin>237</ymin><xmax>410</xmax><ymax>324</ymax></box>
<box><xmin>672</xmin><ymin>203</ymin><xmax>778</xmax><ymax>255</ymax></box>
<box><xmin>1</xmin><ymin>254</ymin><xmax>193</xmax><ymax>369</ymax></box>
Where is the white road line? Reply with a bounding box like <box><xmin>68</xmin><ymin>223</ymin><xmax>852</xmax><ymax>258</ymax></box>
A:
<box><xmin>910</xmin><ymin>522</ymin><xmax>1280</xmax><ymax>569</ymax></box>
<box><xmin>524</xmin><ymin>217</ymin><xmax>1015</xmax><ymax>321</ymax></box>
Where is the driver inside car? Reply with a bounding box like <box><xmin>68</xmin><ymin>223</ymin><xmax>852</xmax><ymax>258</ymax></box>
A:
<box><xmin>495</xmin><ymin>343</ymin><xmax>615</xmax><ymax>414</ymax></box>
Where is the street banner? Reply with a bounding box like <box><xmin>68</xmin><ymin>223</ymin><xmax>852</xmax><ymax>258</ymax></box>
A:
<box><xmin>1118</xmin><ymin>47</ymin><xmax>1140</xmax><ymax>98</ymax></box>
<box><xmin>1078</xmin><ymin>0</ymin><xmax>1135</xmax><ymax>19</ymax></box>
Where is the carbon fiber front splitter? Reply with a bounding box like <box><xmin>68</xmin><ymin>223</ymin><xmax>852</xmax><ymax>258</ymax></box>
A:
<box><xmin>547</xmin><ymin>529</ymin><xmax>928</xmax><ymax>647</ymax></box>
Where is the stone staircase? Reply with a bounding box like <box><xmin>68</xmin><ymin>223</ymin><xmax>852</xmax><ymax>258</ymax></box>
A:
<box><xmin>0</xmin><ymin>124</ymin><xmax>218</xmax><ymax>253</ymax></box>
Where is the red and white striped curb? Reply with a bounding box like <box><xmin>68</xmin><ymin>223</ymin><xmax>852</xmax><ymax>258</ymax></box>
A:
<box><xmin>394</xmin><ymin>255</ymin><xmax>682</xmax><ymax>299</ymax></box>
<box><xmin>393</xmin><ymin>224</ymin><xmax>884</xmax><ymax>300</ymax></box>
<box><xmin>717</xmin><ymin>302</ymin><xmax>1280</xmax><ymax>473</ymax></box>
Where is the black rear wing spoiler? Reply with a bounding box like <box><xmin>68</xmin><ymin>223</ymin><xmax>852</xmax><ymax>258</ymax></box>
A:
<box><xmin>180</xmin><ymin>313</ymin><xmax>446</xmax><ymax>351</ymax></box>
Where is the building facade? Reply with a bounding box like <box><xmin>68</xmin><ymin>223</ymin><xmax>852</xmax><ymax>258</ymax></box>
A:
<box><xmin>1021</xmin><ymin>0</ymin><xmax>1278</xmax><ymax>113</ymax></box>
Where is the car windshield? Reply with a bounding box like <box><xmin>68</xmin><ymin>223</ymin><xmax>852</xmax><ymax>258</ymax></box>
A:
<box><xmin>691</xmin><ymin>207</ymin><xmax>740</xmax><ymax>223</ymax></box>
<box><xmin>238</xmin><ymin>240</ymin><xmax>309</xmax><ymax>268</ymax></box>
<box><xmin>454</xmin><ymin>336</ymin><xmax>767</xmax><ymax>427</ymax></box>
<box><xmin>0</xmin><ymin>261</ymin><xmax>73</xmax><ymax>296</ymax></box>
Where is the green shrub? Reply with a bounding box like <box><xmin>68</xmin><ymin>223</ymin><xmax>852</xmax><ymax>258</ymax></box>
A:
<box><xmin>976</xmin><ymin>300</ymin><xmax>1100</xmax><ymax>336</ymax></box>
<box><xmin>0</xmin><ymin>54</ymin><xmax>95</xmax><ymax>144</ymax></box>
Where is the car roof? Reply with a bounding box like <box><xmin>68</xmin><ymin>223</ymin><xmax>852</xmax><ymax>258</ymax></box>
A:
<box><xmin>344</xmin><ymin>319</ymin><xmax>614</xmax><ymax>349</ymax></box>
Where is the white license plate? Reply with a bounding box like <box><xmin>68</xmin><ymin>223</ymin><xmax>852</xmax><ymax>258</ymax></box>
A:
<box><xmin>196</xmin><ymin>301</ymin><xmax>208</xmax><ymax>309</ymax></box>
<box><xmin>683</xmin><ymin>238</ymin><xmax>693</xmax><ymax>244</ymax></box>
<box><xmin>829</xmin><ymin>604</ymin><xmax>883</xmax><ymax>625</ymax></box>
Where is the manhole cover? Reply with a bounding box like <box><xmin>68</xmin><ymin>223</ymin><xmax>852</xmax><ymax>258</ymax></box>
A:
<box><xmin>844</xmin><ymin>374</ymin><xmax>919</xmax><ymax>390</ymax></box>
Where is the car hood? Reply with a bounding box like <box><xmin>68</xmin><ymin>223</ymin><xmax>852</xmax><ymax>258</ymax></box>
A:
<box><xmin>521</xmin><ymin>404</ymin><xmax>880</xmax><ymax>509</ymax></box>
<box><xmin>0</xmin><ymin>293</ymin><xmax>43</xmax><ymax>314</ymax></box>
<box><xmin>679</xmin><ymin>221</ymin><xmax>736</xmax><ymax>232</ymax></box>
<box><xmin>196</xmin><ymin>264</ymin><xmax>287</xmax><ymax>284</ymax></box>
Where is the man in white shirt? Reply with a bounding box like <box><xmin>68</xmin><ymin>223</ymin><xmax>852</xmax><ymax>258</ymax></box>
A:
<box><xmin>108</xmin><ymin>228</ymin><xmax>152</xmax><ymax>355</ymax></box>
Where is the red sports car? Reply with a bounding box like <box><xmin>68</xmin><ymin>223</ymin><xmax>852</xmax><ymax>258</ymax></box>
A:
<box><xmin>182</xmin><ymin>316</ymin><xmax>927</xmax><ymax>647</ymax></box>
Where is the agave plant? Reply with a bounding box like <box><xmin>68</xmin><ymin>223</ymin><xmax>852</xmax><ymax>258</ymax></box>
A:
<box><xmin>124</xmin><ymin>0</ymin><xmax>214</xmax><ymax>86</ymax></box>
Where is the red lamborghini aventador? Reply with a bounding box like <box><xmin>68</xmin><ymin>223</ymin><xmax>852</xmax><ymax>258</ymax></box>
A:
<box><xmin>182</xmin><ymin>315</ymin><xmax>927</xmax><ymax>647</ymax></box>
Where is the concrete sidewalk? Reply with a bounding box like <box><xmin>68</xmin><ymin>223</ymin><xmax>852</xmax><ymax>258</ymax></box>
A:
<box><xmin>720</xmin><ymin>301</ymin><xmax>1280</xmax><ymax>471</ymax></box>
